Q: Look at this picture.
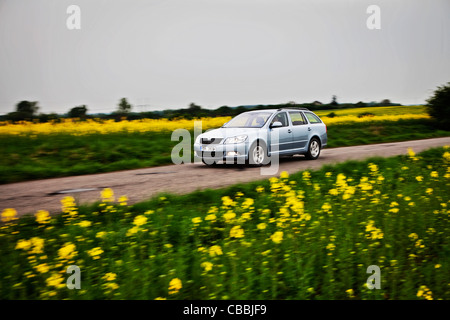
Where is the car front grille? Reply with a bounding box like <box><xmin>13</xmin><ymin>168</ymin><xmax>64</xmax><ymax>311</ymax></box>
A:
<box><xmin>201</xmin><ymin>138</ymin><xmax>222</xmax><ymax>145</ymax></box>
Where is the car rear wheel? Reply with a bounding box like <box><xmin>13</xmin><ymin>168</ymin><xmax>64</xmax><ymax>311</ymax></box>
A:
<box><xmin>305</xmin><ymin>138</ymin><xmax>321</xmax><ymax>160</ymax></box>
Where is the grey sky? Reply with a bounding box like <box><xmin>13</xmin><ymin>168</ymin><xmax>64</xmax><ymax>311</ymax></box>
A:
<box><xmin>0</xmin><ymin>0</ymin><xmax>449</xmax><ymax>114</ymax></box>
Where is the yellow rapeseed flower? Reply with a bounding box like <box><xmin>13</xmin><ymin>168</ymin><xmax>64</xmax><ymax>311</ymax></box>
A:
<box><xmin>15</xmin><ymin>239</ymin><xmax>32</xmax><ymax>251</ymax></box>
<box><xmin>328</xmin><ymin>188</ymin><xmax>338</xmax><ymax>196</ymax></box>
<box><xmin>321</xmin><ymin>203</ymin><xmax>332</xmax><ymax>212</ymax></box>
<box><xmin>1</xmin><ymin>208</ymin><xmax>18</xmax><ymax>223</ymax></box>
<box><xmin>168</xmin><ymin>278</ymin><xmax>182</xmax><ymax>295</ymax></box>
<box><xmin>280</xmin><ymin>171</ymin><xmax>289</xmax><ymax>179</ymax></box>
<box><xmin>346</xmin><ymin>289</ymin><xmax>355</xmax><ymax>298</ymax></box>
<box><xmin>270</xmin><ymin>231</ymin><xmax>283</xmax><ymax>244</ymax></box>
<box><xmin>35</xmin><ymin>263</ymin><xmax>50</xmax><ymax>274</ymax></box>
<box><xmin>209</xmin><ymin>245</ymin><xmax>223</xmax><ymax>257</ymax></box>
<box><xmin>223</xmin><ymin>211</ymin><xmax>236</xmax><ymax>223</ymax></box>
<box><xmin>78</xmin><ymin>220</ymin><xmax>92</xmax><ymax>228</ymax></box>
<box><xmin>443</xmin><ymin>151</ymin><xmax>450</xmax><ymax>162</ymax></box>
<box><xmin>201</xmin><ymin>262</ymin><xmax>213</xmax><ymax>272</ymax></box>
<box><xmin>192</xmin><ymin>217</ymin><xmax>202</xmax><ymax>224</ymax></box>
<box><xmin>58</xmin><ymin>242</ymin><xmax>77</xmax><ymax>261</ymax></box>
<box><xmin>103</xmin><ymin>272</ymin><xmax>117</xmax><ymax>281</ymax></box>
<box><xmin>408</xmin><ymin>233</ymin><xmax>419</xmax><ymax>240</ymax></box>
<box><xmin>101</xmin><ymin>188</ymin><xmax>114</xmax><ymax>202</ymax></box>
<box><xmin>96</xmin><ymin>231</ymin><xmax>108</xmax><ymax>238</ymax></box>
<box><xmin>133</xmin><ymin>215</ymin><xmax>147</xmax><ymax>226</ymax></box>
<box><xmin>87</xmin><ymin>247</ymin><xmax>104</xmax><ymax>259</ymax></box>
<box><xmin>46</xmin><ymin>273</ymin><xmax>66</xmax><ymax>289</ymax></box>
<box><xmin>126</xmin><ymin>226</ymin><xmax>139</xmax><ymax>237</ymax></box>
<box><xmin>118</xmin><ymin>196</ymin><xmax>128</xmax><ymax>206</ymax></box>
<box><xmin>257</xmin><ymin>223</ymin><xmax>267</xmax><ymax>230</ymax></box>
<box><xmin>103</xmin><ymin>282</ymin><xmax>119</xmax><ymax>291</ymax></box>
<box><xmin>365</xmin><ymin>220</ymin><xmax>384</xmax><ymax>240</ymax></box>
<box><xmin>417</xmin><ymin>285</ymin><xmax>433</xmax><ymax>300</ymax></box>
<box><xmin>29</xmin><ymin>237</ymin><xmax>45</xmax><ymax>254</ymax></box>
<box><xmin>229</xmin><ymin>226</ymin><xmax>244</xmax><ymax>238</ymax></box>
<box><xmin>35</xmin><ymin>210</ymin><xmax>51</xmax><ymax>224</ymax></box>
<box><xmin>221</xmin><ymin>196</ymin><xmax>235</xmax><ymax>207</ymax></box>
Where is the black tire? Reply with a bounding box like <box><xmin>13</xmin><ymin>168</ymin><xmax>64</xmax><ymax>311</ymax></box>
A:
<box><xmin>247</xmin><ymin>141</ymin><xmax>268</xmax><ymax>167</ymax></box>
<box><xmin>202</xmin><ymin>158</ymin><xmax>217</xmax><ymax>166</ymax></box>
<box><xmin>305</xmin><ymin>138</ymin><xmax>321</xmax><ymax>160</ymax></box>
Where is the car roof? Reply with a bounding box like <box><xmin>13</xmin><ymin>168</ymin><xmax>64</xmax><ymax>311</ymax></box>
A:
<box><xmin>245</xmin><ymin>108</ymin><xmax>312</xmax><ymax>113</ymax></box>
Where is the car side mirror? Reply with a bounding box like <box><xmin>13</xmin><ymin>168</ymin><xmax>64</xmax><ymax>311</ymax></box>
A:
<box><xmin>270</xmin><ymin>121</ymin><xmax>283</xmax><ymax>128</ymax></box>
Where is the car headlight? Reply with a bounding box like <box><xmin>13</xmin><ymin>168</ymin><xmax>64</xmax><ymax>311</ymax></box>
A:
<box><xmin>224</xmin><ymin>135</ymin><xmax>247</xmax><ymax>144</ymax></box>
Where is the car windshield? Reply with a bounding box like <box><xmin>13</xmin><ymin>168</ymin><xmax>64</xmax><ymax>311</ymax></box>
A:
<box><xmin>223</xmin><ymin>112</ymin><xmax>272</xmax><ymax>128</ymax></box>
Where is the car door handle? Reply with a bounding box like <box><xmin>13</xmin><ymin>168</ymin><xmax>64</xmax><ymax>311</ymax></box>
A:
<box><xmin>308</xmin><ymin>127</ymin><xmax>311</xmax><ymax>131</ymax></box>
<box><xmin>287</xmin><ymin>129</ymin><xmax>292</xmax><ymax>133</ymax></box>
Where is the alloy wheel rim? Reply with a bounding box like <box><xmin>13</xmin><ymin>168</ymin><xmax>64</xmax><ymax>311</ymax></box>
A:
<box><xmin>311</xmin><ymin>141</ymin><xmax>319</xmax><ymax>157</ymax></box>
<box><xmin>253</xmin><ymin>146</ymin><xmax>264</xmax><ymax>164</ymax></box>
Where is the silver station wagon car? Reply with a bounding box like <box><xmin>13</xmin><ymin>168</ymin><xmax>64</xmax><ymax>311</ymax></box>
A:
<box><xmin>194</xmin><ymin>108</ymin><xmax>327</xmax><ymax>166</ymax></box>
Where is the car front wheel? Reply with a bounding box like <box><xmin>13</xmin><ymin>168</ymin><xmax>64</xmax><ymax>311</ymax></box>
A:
<box><xmin>248</xmin><ymin>142</ymin><xmax>267</xmax><ymax>166</ymax></box>
<box><xmin>305</xmin><ymin>138</ymin><xmax>321</xmax><ymax>160</ymax></box>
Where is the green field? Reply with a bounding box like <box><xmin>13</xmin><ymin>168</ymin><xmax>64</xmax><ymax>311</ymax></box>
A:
<box><xmin>1</xmin><ymin>147</ymin><xmax>449</xmax><ymax>299</ymax></box>
<box><xmin>1</xmin><ymin>116</ymin><xmax>449</xmax><ymax>184</ymax></box>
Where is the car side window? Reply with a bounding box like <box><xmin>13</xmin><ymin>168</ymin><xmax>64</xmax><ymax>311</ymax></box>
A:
<box><xmin>271</xmin><ymin>112</ymin><xmax>288</xmax><ymax>127</ymax></box>
<box><xmin>304</xmin><ymin>112</ymin><xmax>321</xmax><ymax>124</ymax></box>
<box><xmin>288</xmin><ymin>111</ymin><xmax>306</xmax><ymax>125</ymax></box>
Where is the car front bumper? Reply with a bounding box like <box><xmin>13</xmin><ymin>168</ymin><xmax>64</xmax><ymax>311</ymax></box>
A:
<box><xmin>194</xmin><ymin>142</ymin><xmax>248</xmax><ymax>163</ymax></box>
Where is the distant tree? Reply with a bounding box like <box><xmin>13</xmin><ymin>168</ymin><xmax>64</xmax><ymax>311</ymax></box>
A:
<box><xmin>214</xmin><ymin>106</ymin><xmax>231</xmax><ymax>116</ymax></box>
<box><xmin>330</xmin><ymin>95</ymin><xmax>338</xmax><ymax>106</ymax></box>
<box><xmin>188</xmin><ymin>103</ymin><xmax>202</xmax><ymax>112</ymax></box>
<box><xmin>5</xmin><ymin>101</ymin><xmax>39</xmax><ymax>121</ymax></box>
<box><xmin>16</xmin><ymin>100</ymin><xmax>39</xmax><ymax>116</ymax></box>
<box><xmin>38</xmin><ymin>113</ymin><xmax>60</xmax><ymax>123</ymax></box>
<box><xmin>118</xmin><ymin>98</ymin><xmax>132</xmax><ymax>114</ymax></box>
<box><xmin>426</xmin><ymin>82</ymin><xmax>450</xmax><ymax>129</ymax></box>
<box><xmin>68</xmin><ymin>105</ymin><xmax>88</xmax><ymax>118</ymax></box>
<box><xmin>380</xmin><ymin>99</ymin><xmax>391</xmax><ymax>106</ymax></box>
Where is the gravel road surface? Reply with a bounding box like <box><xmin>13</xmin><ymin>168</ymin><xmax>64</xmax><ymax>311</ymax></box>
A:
<box><xmin>2</xmin><ymin>137</ymin><xmax>449</xmax><ymax>217</ymax></box>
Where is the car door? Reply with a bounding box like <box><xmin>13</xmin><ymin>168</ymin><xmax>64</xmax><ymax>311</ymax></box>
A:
<box><xmin>287</xmin><ymin>111</ymin><xmax>309</xmax><ymax>150</ymax></box>
<box><xmin>269</xmin><ymin>112</ymin><xmax>292</xmax><ymax>153</ymax></box>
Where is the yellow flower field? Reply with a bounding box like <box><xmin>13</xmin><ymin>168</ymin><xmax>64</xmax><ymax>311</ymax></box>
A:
<box><xmin>0</xmin><ymin>146</ymin><xmax>448</xmax><ymax>299</ymax></box>
<box><xmin>0</xmin><ymin>105</ymin><xmax>430</xmax><ymax>136</ymax></box>
<box><xmin>0</xmin><ymin>117</ymin><xmax>232</xmax><ymax>136</ymax></box>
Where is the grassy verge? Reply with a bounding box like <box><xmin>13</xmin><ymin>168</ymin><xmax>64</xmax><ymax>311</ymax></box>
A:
<box><xmin>1</xmin><ymin>118</ymin><xmax>449</xmax><ymax>184</ymax></box>
<box><xmin>1</xmin><ymin>147</ymin><xmax>449</xmax><ymax>299</ymax></box>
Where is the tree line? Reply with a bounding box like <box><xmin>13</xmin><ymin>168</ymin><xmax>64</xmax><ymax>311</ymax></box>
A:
<box><xmin>0</xmin><ymin>97</ymin><xmax>404</xmax><ymax>123</ymax></box>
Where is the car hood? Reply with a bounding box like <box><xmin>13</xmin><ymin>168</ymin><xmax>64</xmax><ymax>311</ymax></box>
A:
<box><xmin>200</xmin><ymin>127</ymin><xmax>261</xmax><ymax>139</ymax></box>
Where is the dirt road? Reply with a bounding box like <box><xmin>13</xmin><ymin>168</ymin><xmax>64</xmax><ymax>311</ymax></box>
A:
<box><xmin>2</xmin><ymin>137</ymin><xmax>449</xmax><ymax>217</ymax></box>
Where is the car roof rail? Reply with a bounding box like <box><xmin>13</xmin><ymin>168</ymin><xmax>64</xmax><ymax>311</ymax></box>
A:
<box><xmin>277</xmin><ymin>107</ymin><xmax>310</xmax><ymax>111</ymax></box>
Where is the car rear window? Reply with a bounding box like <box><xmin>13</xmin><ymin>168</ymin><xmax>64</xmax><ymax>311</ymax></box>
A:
<box><xmin>304</xmin><ymin>112</ymin><xmax>322</xmax><ymax>124</ymax></box>
<box><xmin>288</xmin><ymin>111</ymin><xmax>307</xmax><ymax>125</ymax></box>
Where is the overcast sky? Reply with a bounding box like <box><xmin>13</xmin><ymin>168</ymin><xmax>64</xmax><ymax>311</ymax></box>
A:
<box><xmin>0</xmin><ymin>0</ymin><xmax>449</xmax><ymax>114</ymax></box>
